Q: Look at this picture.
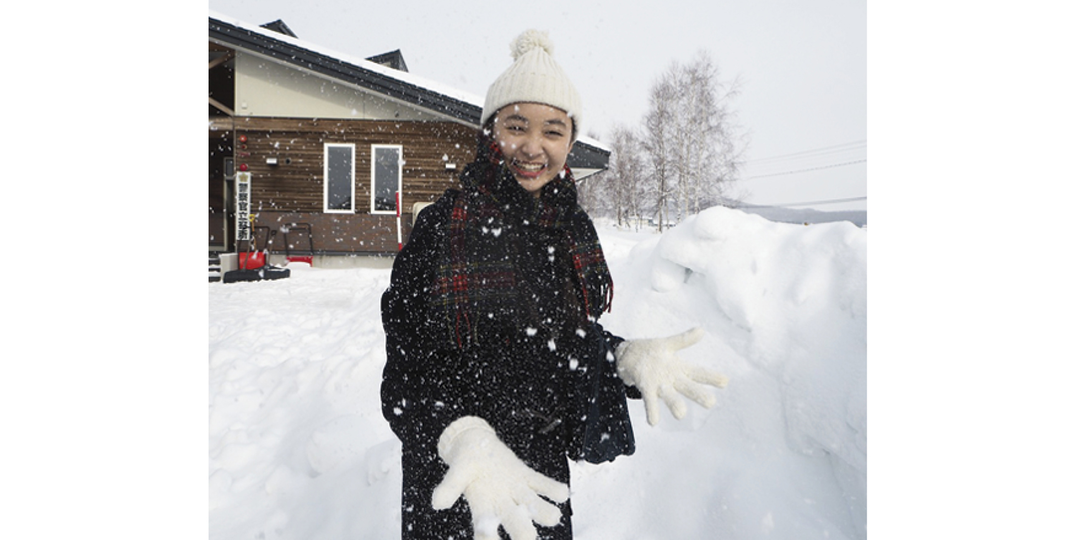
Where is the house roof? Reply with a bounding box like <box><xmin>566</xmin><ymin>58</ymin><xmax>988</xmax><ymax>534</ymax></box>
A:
<box><xmin>259</xmin><ymin>19</ymin><xmax>297</xmax><ymax>38</ymax></box>
<box><xmin>208</xmin><ymin>13</ymin><xmax>610</xmax><ymax>171</ymax></box>
<box><xmin>365</xmin><ymin>50</ymin><xmax>409</xmax><ymax>73</ymax></box>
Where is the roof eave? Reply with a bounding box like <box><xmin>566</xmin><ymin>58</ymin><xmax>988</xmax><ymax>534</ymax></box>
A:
<box><xmin>209</xmin><ymin>16</ymin><xmax>481</xmax><ymax>125</ymax></box>
<box><xmin>208</xmin><ymin>15</ymin><xmax>610</xmax><ymax>168</ymax></box>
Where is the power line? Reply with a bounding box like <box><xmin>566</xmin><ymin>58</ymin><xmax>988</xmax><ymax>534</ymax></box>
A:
<box><xmin>763</xmin><ymin>196</ymin><xmax>867</xmax><ymax>208</ymax></box>
<box><xmin>744</xmin><ymin>159</ymin><xmax>867</xmax><ymax>180</ymax></box>
<box><xmin>746</xmin><ymin>140</ymin><xmax>866</xmax><ymax>164</ymax></box>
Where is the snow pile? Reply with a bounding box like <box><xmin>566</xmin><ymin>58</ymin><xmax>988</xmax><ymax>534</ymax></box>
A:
<box><xmin>209</xmin><ymin>265</ymin><xmax>401</xmax><ymax>538</ymax></box>
<box><xmin>581</xmin><ymin>206</ymin><xmax>866</xmax><ymax>539</ymax></box>
<box><xmin>209</xmin><ymin>205</ymin><xmax>867</xmax><ymax>539</ymax></box>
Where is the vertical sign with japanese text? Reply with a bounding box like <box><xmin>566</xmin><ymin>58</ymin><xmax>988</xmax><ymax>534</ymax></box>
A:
<box><xmin>236</xmin><ymin>172</ymin><xmax>252</xmax><ymax>242</ymax></box>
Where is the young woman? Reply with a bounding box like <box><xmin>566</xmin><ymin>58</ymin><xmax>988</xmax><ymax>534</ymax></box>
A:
<box><xmin>381</xmin><ymin>30</ymin><xmax>728</xmax><ymax>540</ymax></box>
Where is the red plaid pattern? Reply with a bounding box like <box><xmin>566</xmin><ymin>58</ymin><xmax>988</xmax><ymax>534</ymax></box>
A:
<box><xmin>431</xmin><ymin>133</ymin><xmax>613</xmax><ymax>347</ymax></box>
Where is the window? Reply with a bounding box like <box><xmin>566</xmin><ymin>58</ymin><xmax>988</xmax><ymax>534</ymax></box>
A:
<box><xmin>324</xmin><ymin>143</ymin><xmax>355</xmax><ymax>213</ymax></box>
<box><xmin>371</xmin><ymin>144</ymin><xmax>402</xmax><ymax>214</ymax></box>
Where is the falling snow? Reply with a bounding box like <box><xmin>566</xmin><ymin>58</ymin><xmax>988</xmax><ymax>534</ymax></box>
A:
<box><xmin>209</xmin><ymin>206</ymin><xmax>866</xmax><ymax>539</ymax></box>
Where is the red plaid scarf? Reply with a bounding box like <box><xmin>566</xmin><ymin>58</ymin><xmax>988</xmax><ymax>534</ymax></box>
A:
<box><xmin>432</xmin><ymin>135</ymin><xmax>613</xmax><ymax>347</ymax></box>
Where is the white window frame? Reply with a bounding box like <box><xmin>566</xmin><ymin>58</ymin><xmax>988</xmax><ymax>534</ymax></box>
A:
<box><xmin>323</xmin><ymin>143</ymin><xmax>356</xmax><ymax>213</ymax></box>
<box><xmin>370</xmin><ymin>144</ymin><xmax>403</xmax><ymax>215</ymax></box>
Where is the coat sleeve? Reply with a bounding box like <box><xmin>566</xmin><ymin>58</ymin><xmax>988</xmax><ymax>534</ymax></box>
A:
<box><xmin>380</xmin><ymin>193</ymin><xmax>463</xmax><ymax>449</ymax></box>
<box><xmin>593</xmin><ymin>322</ymin><xmax>642</xmax><ymax>400</ymax></box>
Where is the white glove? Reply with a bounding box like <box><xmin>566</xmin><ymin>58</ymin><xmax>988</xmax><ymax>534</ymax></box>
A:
<box><xmin>615</xmin><ymin>327</ymin><xmax>729</xmax><ymax>426</ymax></box>
<box><xmin>432</xmin><ymin>416</ymin><xmax>569</xmax><ymax>540</ymax></box>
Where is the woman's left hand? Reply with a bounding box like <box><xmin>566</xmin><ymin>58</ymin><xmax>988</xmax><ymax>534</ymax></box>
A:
<box><xmin>614</xmin><ymin>327</ymin><xmax>729</xmax><ymax>426</ymax></box>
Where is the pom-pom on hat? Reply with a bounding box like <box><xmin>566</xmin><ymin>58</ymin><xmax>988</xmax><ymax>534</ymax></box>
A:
<box><xmin>481</xmin><ymin>30</ymin><xmax>583</xmax><ymax>137</ymax></box>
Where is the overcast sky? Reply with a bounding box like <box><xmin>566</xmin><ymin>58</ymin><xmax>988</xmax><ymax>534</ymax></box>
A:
<box><xmin>209</xmin><ymin>0</ymin><xmax>867</xmax><ymax>211</ymax></box>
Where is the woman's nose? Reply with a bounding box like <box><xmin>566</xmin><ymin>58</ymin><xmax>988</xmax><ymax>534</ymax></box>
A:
<box><xmin>520</xmin><ymin>133</ymin><xmax>543</xmax><ymax>157</ymax></box>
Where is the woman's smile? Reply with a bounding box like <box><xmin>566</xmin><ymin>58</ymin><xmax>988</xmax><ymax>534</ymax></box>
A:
<box><xmin>509</xmin><ymin>158</ymin><xmax>548</xmax><ymax>178</ymax></box>
<box><xmin>492</xmin><ymin>102</ymin><xmax>573</xmax><ymax>197</ymax></box>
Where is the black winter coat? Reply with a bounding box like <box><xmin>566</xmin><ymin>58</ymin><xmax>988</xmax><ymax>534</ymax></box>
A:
<box><xmin>381</xmin><ymin>172</ymin><xmax>635</xmax><ymax>539</ymax></box>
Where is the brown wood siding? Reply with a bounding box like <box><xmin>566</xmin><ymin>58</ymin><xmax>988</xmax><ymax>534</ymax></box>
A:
<box><xmin>251</xmin><ymin>211</ymin><xmax>411</xmax><ymax>255</ymax></box>
<box><xmin>230</xmin><ymin>117</ymin><xmax>476</xmax><ymax>253</ymax></box>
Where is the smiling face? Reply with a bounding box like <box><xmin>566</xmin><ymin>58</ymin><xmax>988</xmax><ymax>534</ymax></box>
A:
<box><xmin>491</xmin><ymin>102</ymin><xmax>575</xmax><ymax>197</ymax></box>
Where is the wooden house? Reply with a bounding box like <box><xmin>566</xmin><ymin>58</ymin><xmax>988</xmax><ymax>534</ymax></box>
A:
<box><xmin>208</xmin><ymin>14</ymin><xmax>611</xmax><ymax>266</ymax></box>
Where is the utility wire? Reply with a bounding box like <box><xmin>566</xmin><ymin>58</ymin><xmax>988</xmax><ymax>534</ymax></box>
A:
<box><xmin>764</xmin><ymin>196</ymin><xmax>867</xmax><ymax>208</ymax></box>
<box><xmin>746</xmin><ymin>140</ymin><xmax>867</xmax><ymax>164</ymax></box>
<box><xmin>744</xmin><ymin>159</ymin><xmax>867</xmax><ymax>180</ymax></box>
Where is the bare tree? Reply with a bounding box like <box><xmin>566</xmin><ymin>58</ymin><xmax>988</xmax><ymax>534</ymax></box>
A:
<box><xmin>585</xmin><ymin>52</ymin><xmax>747</xmax><ymax>230</ymax></box>
<box><xmin>641</xmin><ymin>65</ymin><xmax>679</xmax><ymax>232</ymax></box>
<box><xmin>576</xmin><ymin>130</ymin><xmax>611</xmax><ymax>217</ymax></box>
<box><xmin>640</xmin><ymin>52</ymin><xmax>747</xmax><ymax>230</ymax></box>
<box><xmin>600</xmin><ymin>124</ymin><xmax>647</xmax><ymax>229</ymax></box>
<box><xmin>688</xmin><ymin>51</ymin><xmax>746</xmax><ymax>210</ymax></box>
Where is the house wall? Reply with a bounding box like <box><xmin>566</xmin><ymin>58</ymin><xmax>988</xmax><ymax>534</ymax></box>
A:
<box><xmin>234</xmin><ymin>52</ymin><xmax>446</xmax><ymax>122</ymax></box>
<box><xmin>232</xmin><ymin>116</ymin><xmax>477</xmax><ymax>255</ymax></box>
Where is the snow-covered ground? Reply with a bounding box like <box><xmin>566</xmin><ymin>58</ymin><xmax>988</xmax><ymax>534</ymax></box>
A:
<box><xmin>208</xmin><ymin>205</ymin><xmax>867</xmax><ymax>539</ymax></box>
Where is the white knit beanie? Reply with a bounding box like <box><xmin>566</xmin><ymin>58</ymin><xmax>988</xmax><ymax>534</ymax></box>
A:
<box><xmin>481</xmin><ymin>30</ymin><xmax>583</xmax><ymax>136</ymax></box>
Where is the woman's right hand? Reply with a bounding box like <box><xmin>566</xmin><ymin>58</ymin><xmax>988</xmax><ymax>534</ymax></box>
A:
<box><xmin>433</xmin><ymin>416</ymin><xmax>569</xmax><ymax>540</ymax></box>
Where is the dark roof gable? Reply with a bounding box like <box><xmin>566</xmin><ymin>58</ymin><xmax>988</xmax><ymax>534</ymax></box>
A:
<box><xmin>259</xmin><ymin>19</ymin><xmax>297</xmax><ymax>38</ymax></box>
<box><xmin>366</xmin><ymin>50</ymin><xmax>409</xmax><ymax>73</ymax></box>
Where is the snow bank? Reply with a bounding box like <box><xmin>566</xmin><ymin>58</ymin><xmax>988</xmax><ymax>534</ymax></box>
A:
<box><xmin>584</xmin><ymin>206</ymin><xmax>866</xmax><ymax>539</ymax></box>
<box><xmin>209</xmin><ymin>206</ymin><xmax>867</xmax><ymax>539</ymax></box>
